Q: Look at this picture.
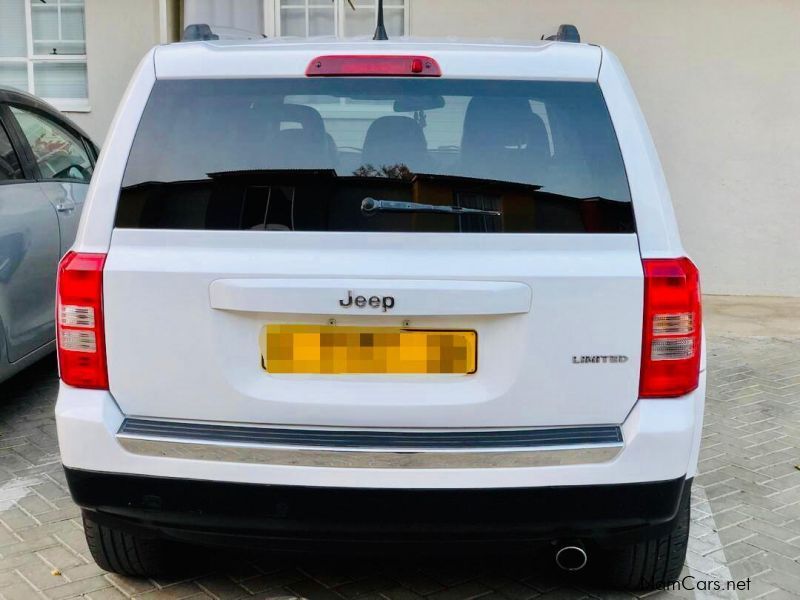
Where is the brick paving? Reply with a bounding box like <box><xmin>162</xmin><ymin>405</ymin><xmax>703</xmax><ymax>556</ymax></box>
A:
<box><xmin>1</xmin><ymin>335</ymin><xmax>799</xmax><ymax>599</ymax></box>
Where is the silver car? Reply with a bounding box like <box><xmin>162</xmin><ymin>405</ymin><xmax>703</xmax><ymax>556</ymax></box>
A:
<box><xmin>0</xmin><ymin>87</ymin><xmax>97</xmax><ymax>384</ymax></box>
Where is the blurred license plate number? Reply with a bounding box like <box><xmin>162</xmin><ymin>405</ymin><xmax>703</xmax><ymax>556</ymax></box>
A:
<box><xmin>262</xmin><ymin>325</ymin><xmax>476</xmax><ymax>374</ymax></box>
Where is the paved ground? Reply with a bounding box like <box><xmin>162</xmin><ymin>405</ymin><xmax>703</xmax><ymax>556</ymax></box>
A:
<box><xmin>1</xmin><ymin>332</ymin><xmax>799</xmax><ymax>599</ymax></box>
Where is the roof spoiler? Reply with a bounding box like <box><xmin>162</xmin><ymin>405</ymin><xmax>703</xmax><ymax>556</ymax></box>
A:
<box><xmin>542</xmin><ymin>24</ymin><xmax>581</xmax><ymax>43</ymax></box>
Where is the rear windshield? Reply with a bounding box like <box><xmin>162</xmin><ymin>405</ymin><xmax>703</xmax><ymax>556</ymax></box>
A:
<box><xmin>117</xmin><ymin>78</ymin><xmax>634</xmax><ymax>233</ymax></box>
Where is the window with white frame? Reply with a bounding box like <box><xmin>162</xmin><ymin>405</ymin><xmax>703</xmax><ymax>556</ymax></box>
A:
<box><xmin>184</xmin><ymin>0</ymin><xmax>264</xmax><ymax>38</ymax></box>
<box><xmin>0</xmin><ymin>0</ymin><xmax>88</xmax><ymax>110</ymax></box>
<box><xmin>277</xmin><ymin>0</ymin><xmax>406</xmax><ymax>38</ymax></box>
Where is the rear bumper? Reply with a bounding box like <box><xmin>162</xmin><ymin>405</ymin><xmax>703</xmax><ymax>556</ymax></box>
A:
<box><xmin>55</xmin><ymin>370</ymin><xmax>705</xmax><ymax>489</ymax></box>
<box><xmin>66</xmin><ymin>467</ymin><xmax>691</xmax><ymax>548</ymax></box>
<box><xmin>115</xmin><ymin>418</ymin><xmax>624</xmax><ymax>469</ymax></box>
<box><xmin>56</xmin><ymin>373</ymin><xmax>705</xmax><ymax>489</ymax></box>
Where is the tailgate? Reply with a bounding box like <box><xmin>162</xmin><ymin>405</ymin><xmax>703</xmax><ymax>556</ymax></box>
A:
<box><xmin>104</xmin><ymin>230</ymin><xmax>642</xmax><ymax>428</ymax></box>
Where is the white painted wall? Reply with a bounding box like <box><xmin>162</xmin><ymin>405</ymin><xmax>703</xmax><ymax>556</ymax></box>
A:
<box><xmin>65</xmin><ymin>0</ymin><xmax>800</xmax><ymax>296</ymax></box>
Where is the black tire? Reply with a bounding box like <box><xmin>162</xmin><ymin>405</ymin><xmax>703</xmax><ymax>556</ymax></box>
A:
<box><xmin>83</xmin><ymin>511</ymin><xmax>184</xmax><ymax>577</ymax></box>
<box><xmin>600</xmin><ymin>481</ymin><xmax>691</xmax><ymax>590</ymax></box>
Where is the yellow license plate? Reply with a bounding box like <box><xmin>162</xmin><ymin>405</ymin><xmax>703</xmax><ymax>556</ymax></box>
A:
<box><xmin>261</xmin><ymin>325</ymin><xmax>477</xmax><ymax>374</ymax></box>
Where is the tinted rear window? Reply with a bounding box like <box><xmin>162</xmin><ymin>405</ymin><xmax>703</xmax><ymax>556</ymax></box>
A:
<box><xmin>117</xmin><ymin>78</ymin><xmax>633</xmax><ymax>233</ymax></box>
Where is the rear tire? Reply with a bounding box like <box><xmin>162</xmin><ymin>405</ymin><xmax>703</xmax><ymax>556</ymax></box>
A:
<box><xmin>83</xmin><ymin>511</ymin><xmax>184</xmax><ymax>577</ymax></box>
<box><xmin>600</xmin><ymin>480</ymin><xmax>691</xmax><ymax>590</ymax></box>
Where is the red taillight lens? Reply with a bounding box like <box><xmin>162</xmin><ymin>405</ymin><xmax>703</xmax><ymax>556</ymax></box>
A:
<box><xmin>306</xmin><ymin>55</ymin><xmax>442</xmax><ymax>77</ymax></box>
<box><xmin>640</xmin><ymin>258</ymin><xmax>702</xmax><ymax>398</ymax></box>
<box><xmin>56</xmin><ymin>251</ymin><xmax>108</xmax><ymax>389</ymax></box>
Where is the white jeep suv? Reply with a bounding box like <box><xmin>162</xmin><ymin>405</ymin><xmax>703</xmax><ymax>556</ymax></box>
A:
<box><xmin>55</xmin><ymin>30</ymin><xmax>704</xmax><ymax>589</ymax></box>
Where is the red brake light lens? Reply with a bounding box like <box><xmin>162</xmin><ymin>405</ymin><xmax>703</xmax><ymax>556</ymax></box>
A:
<box><xmin>56</xmin><ymin>251</ymin><xmax>108</xmax><ymax>389</ymax></box>
<box><xmin>640</xmin><ymin>258</ymin><xmax>702</xmax><ymax>398</ymax></box>
<box><xmin>306</xmin><ymin>55</ymin><xmax>442</xmax><ymax>77</ymax></box>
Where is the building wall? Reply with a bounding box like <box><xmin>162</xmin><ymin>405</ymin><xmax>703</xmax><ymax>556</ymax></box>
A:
<box><xmin>64</xmin><ymin>0</ymin><xmax>165</xmax><ymax>144</ymax></box>
<box><xmin>409</xmin><ymin>0</ymin><xmax>800</xmax><ymax>297</ymax></box>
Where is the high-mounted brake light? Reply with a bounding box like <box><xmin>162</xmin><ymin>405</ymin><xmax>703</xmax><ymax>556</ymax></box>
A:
<box><xmin>306</xmin><ymin>55</ymin><xmax>442</xmax><ymax>77</ymax></box>
<box><xmin>640</xmin><ymin>258</ymin><xmax>702</xmax><ymax>398</ymax></box>
<box><xmin>56</xmin><ymin>251</ymin><xmax>108</xmax><ymax>389</ymax></box>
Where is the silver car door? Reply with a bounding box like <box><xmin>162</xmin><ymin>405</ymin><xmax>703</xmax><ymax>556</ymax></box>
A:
<box><xmin>0</xmin><ymin>111</ymin><xmax>60</xmax><ymax>363</ymax></box>
<box><xmin>8</xmin><ymin>106</ymin><xmax>93</xmax><ymax>256</ymax></box>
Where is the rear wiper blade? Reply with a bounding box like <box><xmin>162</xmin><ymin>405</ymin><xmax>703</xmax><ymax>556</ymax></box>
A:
<box><xmin>361</xmin><ymin>198</ymin><xmax>501</xmax><ymax>217</ymax></box>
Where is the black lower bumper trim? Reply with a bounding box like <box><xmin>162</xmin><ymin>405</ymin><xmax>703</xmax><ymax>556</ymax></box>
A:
<box><xmin>65</xmin><ymin>468</ymin><xmax>690</xmax><ymax>549</ymax></box>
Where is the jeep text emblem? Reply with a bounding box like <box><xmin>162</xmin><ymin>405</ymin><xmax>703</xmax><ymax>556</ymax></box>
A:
<box><xmin>339</xmin><ymin>290</ymin><xmax>395</xmax><ymax>312</ymax></box>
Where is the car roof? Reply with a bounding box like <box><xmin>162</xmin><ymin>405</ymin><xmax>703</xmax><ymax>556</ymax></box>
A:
<box><xmin>153</xmin><ymin>37</ymin><xmax>602</xmax><ymax>81</ymax></box>
<box><xmin>0</xmin><ymin>85</ymin><xmax>93</xmax><ymax>142</ymax></box>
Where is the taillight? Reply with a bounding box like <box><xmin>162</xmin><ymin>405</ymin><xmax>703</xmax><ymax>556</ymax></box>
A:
<box><xmin>56</xmin><ymin>251</ymin><xmax>108</xmax><ymax>389</ymax></box>
<box><xmin>306</xmin><ymin>55</ymin><xmax>442</xmax><ymax>77</ymax></box>
<box><xmin>640</xmin><ymin>258</ymin><xmax>701</xmax><ymax>398</ymax></box>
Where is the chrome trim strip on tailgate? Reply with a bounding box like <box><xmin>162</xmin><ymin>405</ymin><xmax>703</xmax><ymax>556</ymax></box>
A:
<box><xmin>116</xmin><ymin>419</ymin><xmax>623</xmax><ymax>469</ymax></box>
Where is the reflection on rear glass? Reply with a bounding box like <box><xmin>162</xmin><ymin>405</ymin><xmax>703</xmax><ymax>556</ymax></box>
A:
<box><xmin>117</xmin><ymin>79</ymin><xmax>634</xmax><ymax>234</ymax></box>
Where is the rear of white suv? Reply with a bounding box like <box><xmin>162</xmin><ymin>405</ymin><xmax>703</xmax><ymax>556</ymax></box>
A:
<box><xmin>55</xmin><ymin>37</ymin><xmax>704</xmax><ymax>589</ymax></box>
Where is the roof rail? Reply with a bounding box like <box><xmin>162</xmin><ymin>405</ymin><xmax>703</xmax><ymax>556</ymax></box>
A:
<box><xmin>182</xmin><ymin>24</ymin><xmax>219</xmax><ymax>42</ymax></box>
<box><xmin>542</xmin><ymin>24</ymin><xmax>581</xmax><ymax>43</ymax></box>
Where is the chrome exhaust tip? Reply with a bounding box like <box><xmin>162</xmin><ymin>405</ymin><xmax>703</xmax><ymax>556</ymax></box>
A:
<box><xmin>555</xmin><ymin>545</ymin><xmax>588</xmax><ymax>571</ymax></box>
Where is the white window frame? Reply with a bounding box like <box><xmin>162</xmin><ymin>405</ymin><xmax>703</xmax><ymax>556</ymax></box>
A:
<box><xmin>275</xmin><ymin>0</ymin><xmax>338</xmax><ymax>38</ymax></box>
<box><xmin>272</xmin><ymin>0</ymin><xmax>409</xmax><ymax>38</ymax></box>
<box><xmin>0</xmin><ymin>0</ymin><xmax>90</xmax><ymax>112</ymax></box>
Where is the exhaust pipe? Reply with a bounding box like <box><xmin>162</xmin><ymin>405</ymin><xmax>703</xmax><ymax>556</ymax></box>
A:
<box><xmin>555</xmin><ymin>545</ymin><xmax>588</xmax><ymax>571</ymax></box>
